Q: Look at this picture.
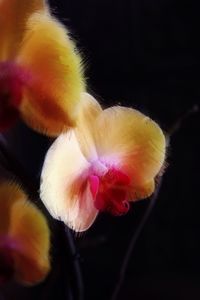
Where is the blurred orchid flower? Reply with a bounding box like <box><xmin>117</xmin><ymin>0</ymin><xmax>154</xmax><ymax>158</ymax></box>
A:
<box><xmin>40</xmin><ymin>93</ymin><xmax>166</xmax><ymax>232</ymax></box>
<box><xmin>0</xmin><ymin>181</ymin><xmax>50</xmax><ymax>285</ymax></box>
<box><xmin>0</xmin><ymin>0</ymin><xmax>85</xmax><ymax>135</ymax></box>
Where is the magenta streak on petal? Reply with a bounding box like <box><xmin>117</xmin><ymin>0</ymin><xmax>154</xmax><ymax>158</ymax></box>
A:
<box><xmin>89</xmin><ymin>175</ymin><xmax>99</xmax><ymax>199</ymax></box>
<box><xmin>0</xmin><ymin>61</ymin><xmax>30</xmax><ymax>131</ymax></box>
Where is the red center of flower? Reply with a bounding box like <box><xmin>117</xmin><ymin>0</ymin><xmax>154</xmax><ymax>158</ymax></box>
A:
<box><xmin>0</xmin><ymin>62</ymin><xmax>26</xmax><ymax>131</ymax></box>
<box><xmin>89</xmin><ymin>161</ymin><xmax>131</xmax><ymax>216</ymax></box>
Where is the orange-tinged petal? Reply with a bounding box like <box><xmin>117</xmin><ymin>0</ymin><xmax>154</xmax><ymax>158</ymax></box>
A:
<box><xmin>0</xmin><ymin>181</ymin><xmax>26</xmax><ymax>234</ymax></box>
<box><xmin>0</xmin><ymin>181</ymin><xmax>50</xmax><ymax>285</ymax></box>
<box><xmin>9</xmin><ymin>199</ymin><xmax>50</xmax><ymax>285</ymax></box>
<box><xmin>0</xmin><ymin>0</ymin><xmax>47</xmax><ymax>60</ymax></box>
<box><xmin>40</xmin><ymin>131</ymin><xmax>98</xmax><ymax>232</ymax></box>
<box><xmin>0</xmin><ymin>62</ymin><xmax>25</xmax><ymax>132</ymax></box>
<box><xmin>129</xmin><ymin>179</ymin><xmax>155</xmax><ymax>201</ymax></box>
<box><xmin>75</xmin><ymin>92</ymin><xmax>102</xmax><ymax>160</ymax></box>
<box><xmin>17</xmin><ymin>13</ymin><xmax>85</xmax><ymax>136</ymax></box>
<box><xmin>93</xmin><ymin>106</ymin><xmax>166</xmax><ymax>187</ymax></box>
<box><xmin>70</xmin><ymin>183</ymin><xmax>99</xmax><ymax>232</ymax></box>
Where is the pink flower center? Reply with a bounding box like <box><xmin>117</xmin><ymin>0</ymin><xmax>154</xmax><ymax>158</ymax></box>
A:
<box><xmin>88</xmin><ymin>160</ymin><xmax>131</xmax><ymax>215</ymax></box>
<box><xmin>0</xmin><ymin>62</ymin><xmax>28</xmax><ymax>131</ymax></box>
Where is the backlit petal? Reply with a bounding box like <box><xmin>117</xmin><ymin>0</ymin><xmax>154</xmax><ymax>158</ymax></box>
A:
<box><xmin>129</xmin><ymin>179</ymin><xmax>155</xmax><ymax>201</ymax></box>
<box><xmin>0</xmin><ymin>181</ymin><xmax>26</xmax><ymax>234</ymax></box>
<box><xmin>0</xmin><ymin>181</ymin><xmax>50</xmax><ymax>285</ymax></box>
<box><xmin>93</xmin><ymin>107</ymin><xmax>166</xmax><ymax>189</ymax></box>
<box><xmin>63</xmin><ymin>181</ymin><xmax>98</xmax><ymax>232</ymax></box>
<box><xmin>0</xmin><ymin>0</ymin><xmax>46</xmax><ymax>60</ymax></box>
<box><xmin>75</xmin><ymin>92</ymin><xmax>102</xmax><ymax>160</ymax></box>
<box><xmin>40</xmin><ymin>131</ymin><xmax>98</xmax><ymax>231</ymax></box>
<box><xmin>17</xmin><ymin>13</ymin><xmax>85</xmax><ymax>136</ymax></box>
<box><xmin>9</xmin><ymin>199</ymin><xmax>50</xmax><ymax>285</ymax></box>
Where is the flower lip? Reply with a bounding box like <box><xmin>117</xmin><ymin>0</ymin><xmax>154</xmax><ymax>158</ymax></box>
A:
<box><xmin>89</xmin><ymin>160</ymin><xmax>131</xmax><ymax>216</ymax></box>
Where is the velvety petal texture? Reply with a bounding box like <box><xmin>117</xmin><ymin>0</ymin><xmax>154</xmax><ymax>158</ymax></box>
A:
<box><xmin>92</xmin><ymin>107</ymin><xmax>166</xmax><ymax>198</ymax></box>
<box><xmin>17</xmin><ymin>12</ymin><xmax>85</xmax><ymax>136</ymax></box>
<box><xmin>40</xmin><ymin>131</ymin><xmax>98</xmax><ymax>232</ymax></box>
<box><xmin>0</xmin><ymin>62</ymin><xmax>25</xmax><ymax>131</ymax></box>
<box><xmin>0</xmin><ymin>181</ymin><xmax>50</xmax><ymax>285</ymax></box>
<box><xmin>75</xmin><ymin>92</ymin><xmax>102</xmax><ymax>159</ymax></box>
<box><xmin>40</xmin><ymin>94</ymin><xmax>166</xmax><ymax>232</ymax></box>
<box><xmin>0</xmin><ymin>2</ymin><xmax>85</xmax><ymax>135</ymax></box>
<box><xmin>0</xmin><ymin>0</ymin><xmax>46</xmax><ymax>60</ymax></box>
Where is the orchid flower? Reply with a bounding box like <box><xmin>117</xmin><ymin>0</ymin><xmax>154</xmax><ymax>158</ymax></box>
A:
<box><xmin>0</xmin><ymin>0</ymin><xmax>85</xmax><ymax>135</ymax></box>
<box><xmin>40</xmin><ymin>93</ymin><xmax>166</xmax><ymax>232</ymax></box>
<box><xmin>0</xmin><ymin>181</ymin><xmax>50</xmax><ymax>285</ymax></box>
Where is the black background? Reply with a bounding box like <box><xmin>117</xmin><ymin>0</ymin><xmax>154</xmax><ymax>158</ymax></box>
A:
<box><xmin>1</xmin><ymin>0</ymin><xmax>200</xmax><ymax>299</ymax></box>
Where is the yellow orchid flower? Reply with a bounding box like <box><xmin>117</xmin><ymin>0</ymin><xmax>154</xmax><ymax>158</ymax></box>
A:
<box><xmin>0</xmin><ymin>0</ymin><xmax>85</xmax><ymax>135</ymax></box>
<box><xmin>40</xmin><ymin>93</ymin><xmax>166</xmax><ymax>232</ymax></box>
<box><xmin>0</xmin><ymin>181</ymin><xmax>50</xmax><ymax>285</ymax></box>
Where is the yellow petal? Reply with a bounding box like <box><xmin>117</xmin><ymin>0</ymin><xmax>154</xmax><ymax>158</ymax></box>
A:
<box><xmin>0</xmin><ymin>181</ymin><xmax>50</xmax><ymax>285</ymax></box>
<box><xmin>17</xmin><ymin>13</ymin><xmax>85</xmax><ymax>136</ymax></box>
<box><xmin>40</xmin><ymin>131</ymin><xmax>98</xmax><ymax>232</ymax></box>
<box><xmin>0</xmin><ymin>0</ymin><xmax>46</xmax><ymax>60</ymax></box>
<box><xmin>129</xmin><ymin>179</ymin><xmax>155</xmax><ymax>201</ymax></box>
<box><xmin>75</xmin><ymin>92</ymin><xmax>102</xmax><ymax>160</ymax></box>
<box><xmin>93</xmin><ymin>106</ymin><xmax>166</xmax><ymax>188</ymax></box>
<box><xmin>9</xmin><ymin>199</ymin><xmax>50</xmax><ymax>285</ymax></box>
<box><xmin>0</xmin><ymin>181</ymin><xmax>26</xmax><ymax>234</ymax></box>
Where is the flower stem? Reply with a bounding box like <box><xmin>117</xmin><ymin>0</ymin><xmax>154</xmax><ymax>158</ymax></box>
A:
<box><xmin>110</xmin><ymin>178</ymin><xmax>163</xmax><ymax>300</ymax></box>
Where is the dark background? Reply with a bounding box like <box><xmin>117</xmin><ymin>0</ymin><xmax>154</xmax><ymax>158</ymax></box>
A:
<box><xmin>1</xmin><ymin>0</ymin><xmax>200</xmax><ymax>299</ymax></box>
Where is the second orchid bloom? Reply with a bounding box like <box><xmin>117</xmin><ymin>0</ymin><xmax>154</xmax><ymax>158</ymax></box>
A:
<box><xmin>40</xmin><ymin>93</ymin><xmax>166</xmax><ymax>232</ymax></box>
<box><xmin>0</xmin><ymin>0</ymin><xmax>85</xmax><ymax>135</ymax></box>
<box><xmin>0</xmin><ymin>181</ymin><xmax>50</xmax><ymax>285</ymax></box>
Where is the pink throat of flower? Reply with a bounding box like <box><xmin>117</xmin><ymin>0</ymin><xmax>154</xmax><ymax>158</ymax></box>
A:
<box><xmin>88</xmin><ymin>161</ymin><xmax>131</xmax><ymax>216</ymax></box>
<box><xmin>0</xmin><ymin>62</ymin><xmax>28</xmax><ymax>131</ymax></box>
